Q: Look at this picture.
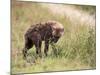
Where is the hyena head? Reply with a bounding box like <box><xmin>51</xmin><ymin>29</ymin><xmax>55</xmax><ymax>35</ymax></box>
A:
<box><xmin>47</xmin><ymin>21</ymin><xmax>64</xmax><ymax>43</ymax></box>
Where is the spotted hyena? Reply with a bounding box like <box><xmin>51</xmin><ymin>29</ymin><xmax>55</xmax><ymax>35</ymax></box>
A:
<box><xmin>23</xmin><ymin>21</ymin><xmax>64</xmax><ymax>59</ymax></box>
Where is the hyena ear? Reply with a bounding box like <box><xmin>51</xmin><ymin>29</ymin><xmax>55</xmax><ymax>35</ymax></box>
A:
<box><xmin>51</xmin><ymin>26</ymin><xmax>57</xmax><ymax>36</ymax></box>
<box><xmin>52</xmin><ymin>27</ymin><xmax>64</xmax><ymax>37</ymax></box>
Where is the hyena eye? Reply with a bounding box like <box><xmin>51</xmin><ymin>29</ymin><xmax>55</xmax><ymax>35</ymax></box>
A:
<box><xmin>55</xmin><ymin>36</ymin><xmax>60</xmax><ymax>39</ymax></box>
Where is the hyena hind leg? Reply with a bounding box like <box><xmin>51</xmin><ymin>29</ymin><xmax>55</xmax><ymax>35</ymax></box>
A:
<box><xmin>23</xmin><ymin>37</ymin><xmax>33</xmax><ymax>60</ymax></box>
<box><xmin>44</xmin><ymin>40</ymin><xmax>49</xmax><ymax>56</ymax></box>
<box><xmin>34</xmin><ymin>40</ymin><xmax>42</xmax><ymax>58</ymax></box>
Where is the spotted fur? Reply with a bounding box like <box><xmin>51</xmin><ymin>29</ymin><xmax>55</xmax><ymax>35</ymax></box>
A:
<box><xmin>23</xmin><ymin>21</ymin><xmax>64</xmax><ymax>59</ymax></box>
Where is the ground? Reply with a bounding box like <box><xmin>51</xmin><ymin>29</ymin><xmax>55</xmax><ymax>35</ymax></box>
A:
<box><xmin>11</xmin><ymin>1</ymin><xmax>96</xmax><ymax>74</ymax></box>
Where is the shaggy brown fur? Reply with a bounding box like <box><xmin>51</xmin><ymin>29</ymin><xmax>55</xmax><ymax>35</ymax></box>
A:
<box><xmin>23</xmin><ymin>21</ymin><xmax>64</xmax><ymax>59</ymax></box>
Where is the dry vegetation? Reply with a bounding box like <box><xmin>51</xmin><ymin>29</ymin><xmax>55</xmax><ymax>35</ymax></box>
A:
<box><xmin>11</xmin><ymin>1</ymin><xmax>96</xmax><ymax>74</ymax></box>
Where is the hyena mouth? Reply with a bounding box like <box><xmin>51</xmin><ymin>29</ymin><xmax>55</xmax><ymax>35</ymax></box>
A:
<box><xmin>51</xmin><ymin>36</ymin><xmax>60</xmax><ymax>43</ymax></box>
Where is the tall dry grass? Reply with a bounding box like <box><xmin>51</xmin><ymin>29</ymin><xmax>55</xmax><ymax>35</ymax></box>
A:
<box><xmin>11</xmin><ymin>1</ymin><xmax>96</xmax><ymax>74</ymax></box>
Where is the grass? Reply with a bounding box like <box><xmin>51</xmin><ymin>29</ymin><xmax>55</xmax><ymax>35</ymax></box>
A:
<box><xmin>12</xmin><ymin>57</ymin><xmax>91</xmax><ymax>74</ymax></box>
<box><xmin>11</xmin><ymin>1</ymin><xmax>96</xmax><ymax>74</ymax></box>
